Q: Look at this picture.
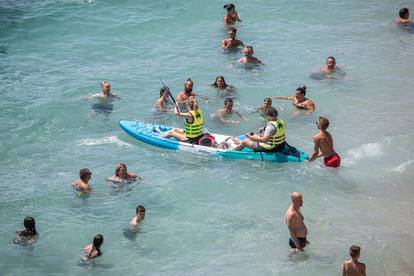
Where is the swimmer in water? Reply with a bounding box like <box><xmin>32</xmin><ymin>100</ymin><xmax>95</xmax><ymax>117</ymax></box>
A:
<box><xmin>82</xmin><ymin>234</ymin><xmax>104</xmax><ymax>261</ymax></box>
<box><xmin>130</xmin><ymin>205</ymin><xmax>146</xmax><ymax>227</ymax></box>
<box><xmin>256</xmin><ymin>97</ymin><xmax>273</xmax><ymax>117</ymax></box>
<box><xmin>285</xmin><ymin>192</ymin><xmax>309</xmax><ymax>252</ymax></box>
<box><xmin>214</xmin><ymin>98</ymin><xmax>246</xmax><ymax>125</ymax></box>
<box><xmin>176</xmin><ymin>79</ymin><xmax>210</xmax><ymax>111</ymax></box>
<box><xmin>221</xmin><ymin>27</ymin><xmax>244</xmax><ymax>51</ymax></box>
<box><xmin>394</xmin><ymin>7</ymin><xmax>412</xmax><ymax>25</ymax></box>
<box><xmin>107</xmin><ymin>163</ymin><xmax>142</xmax><ymax>183</ymax></box>
<box><xmin>72</xmin><ymin>168</ymin><xmax>92</xmax><ymax>194</ymax></box>
<box><xmin>155</xmin><ymin>86</ymin><xmax>174</xmax><ymax>113</ymax></box>
<box><xmin>311</xmin><ymin>56</ymin><xmax>346</xmax><ymax>80</ymax></box>
<box><xmin>14</xmin><ymin>216</ymin><xmax>39</xmax><ymax>245</ymax></box>
<box><xmin>273</xmin><ymin>86</ymin><xmax>315</xmax><ymax>114</ymax></box>
<box><xmin>83</xmin><ymin>81</ymin><xmax>120</xmax><ymax>100</ymax></box>
<box><xmin>223</xmin><ymin>3</ymin><xmax>241</xmax><ymax>25</ymax></box>
<box><xmin>309</xmin><ymin>117</ymin><xmax>341</xmax><ymax>168</ymax></box>
<box><xmin>342</xmin><ymin>245</ymin><xmax>366</xmax><ymax>276</ymax></box>
<box><xmin>237</xmin><ymin>46</ymin><xmax>262</xmax><ymax>65</ymax></box>
<box><xmin>211</xmin><ymin>76</ymin><xmax>236</xmax><ymax>97</ymax></box>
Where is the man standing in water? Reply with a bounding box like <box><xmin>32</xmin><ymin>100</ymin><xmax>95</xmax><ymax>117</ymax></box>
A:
<box><xmin>309</xmin><ymin>116</ymin><xmax>341</xmax><ymax>168</ymax></box>
<box><xmin>88</xmin><ymin>81</ymin><xmax>120</xmax><ymax>99</ymax></box>
<box><xmin>176</xmin><ymin>79</ymin><xmax>209</xmax><ymax>111</ymax></box>
<box><xmin>130</xmin><ymin>205</ymin><xmax>146</xmax><ymax>227</ymax></box>
<box><xmin>342</xmin><ymin>245</ymin><xmax>366</xmax><ymax>276</ymax></box>
<box><xmin>214</xmin><ymin>98</ymin><xmax>245</xmax><ymax>124</ymax></box>
<box><xmin>285</xmin><ymin>192</ymin><xmax>308</xmax><ymax>252</ymax></box>
<box><xmin>72</xmin><ymin>168</ymin><xmax>92</xmax><ymax>194</ymax></box>
<box><xmin>221</xmin><ymin>27</ymin><xmax>244</xmax><ymax>50</ymax></box>
<box><xmin>237</xmin><ymin>46</ymin><xmax>262</xmax><ymax>64</ymax></box>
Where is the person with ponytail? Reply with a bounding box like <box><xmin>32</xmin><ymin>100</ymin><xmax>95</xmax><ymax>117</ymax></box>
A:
<box><xmin>82</xmin><ymin>234</ymin><xmax>104</xmax><ymax>261</ymax></box>
<box><xmin>223</xmin><ymin>3</ymin><xmax>241</xmax><ymax>25</ymax></box>
<box><xmin>14</xmin><ymin>216</ymin><xmax>39</xmax><ymax>245</ymax></box>
<box><xmin>161</xmin><ymin>97</ymin><xmax>205</xmax><ymax>144</ymax></box>
<box><xmin>273</xmin><ymin>86</ymin><xmax>315</xmax><ymax>113</ymax></box>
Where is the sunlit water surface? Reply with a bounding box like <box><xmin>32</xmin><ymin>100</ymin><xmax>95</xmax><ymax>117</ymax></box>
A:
<box><xmin>1</xmin><ymin>0</ymin><xmax>414</xmax><ymax>275</ymax></box>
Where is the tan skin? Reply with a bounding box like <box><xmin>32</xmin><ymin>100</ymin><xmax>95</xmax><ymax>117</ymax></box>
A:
<box><xmin>273</xmin><ymin>90</ymin><xmax>315</xmax><ymax>114</ymax></box>
<box><xmin>309</xmin><ymin>119</ymin><xmax>337</xmax><ymax>161</ymax></box>
<box><xmin>72</xmin><ymin>174</ymin><xmax>91</xmax><ymax>194</ymax></box>
<box><xmin>238</xmin><ymin>47</ymin><xmax>262</xmax><ymax>64</ymax></box>
<box><xmin>214</xmin><ymin>101</ymin><xmax>245</xmax><ymax>125</ymax></box>
<box><xmin>108</xmin><ymin>163</ymin><xmax>142</xmax><ymax>183</ymax></box>
<box><xmin>130</xmin><ymin>209</ymin><xmax>146</xmax><ymax>227</ymax></box>
<box><xmin>320</xmin><ymin>57</ymin><xmax>339</xmax><ymax>74</ymax></box>
<box><xmin>257</xmin><ymin>99</ymin><xmax>272</xmax><ymax>116</ymax></box>
<box><xmin>221</xmin><ymin>29</ymin><xmax>244</xmax><ymax>50</ymax></box>
<box><xmin>155</xmin><ymin>91</ymin><xmax>174</xmax><ymax>112</ymax></box>
<box><xmin>83</xmin><ymin>81</ymin><xmax>120</xmax><ymax>100</ymax></box>
<box><xmin>223</xmin><ymin>7</ymin><xmax>241</xmax><ymax>25</ymax></box>
<box><xmin>284</xmin><ymin>192</ymin><xmax>308</xmax><ymax>252</ymax></box>
<box><xmin>342</xmin><ymin>254</ymin><xmax>366</xmax><ymax>276</ymax></box>
<box><xmin>176</xmin><ymin>80</ymin><xmax>210</xmax><ymax>107</ymax></box>
<box><xmin>394</xmin><ymin>10</ymin><xmax>412</xmax><ymax>25</ymax></box>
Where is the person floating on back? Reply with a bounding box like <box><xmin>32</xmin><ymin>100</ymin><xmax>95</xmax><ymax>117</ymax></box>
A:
<box><xmin>221</xmin><ymin>27</ymin><xmax>244</xmax><ymax>51</ymax></box>
<box><xmin>309</xmin><ymin>117</ymin><xmax>341</xmax><ymax>168</ymax></box>
<box><xmin>342</xmin><ymin>245</ymin><xmax>366</xmax><ymax>276</ymax></box>
<box><xmin>233</xmin><ymin>107</ymin><xmax>287</xmax><ymax>152</ymax></box>
<box><xmin>82</xmin><ymin>234</ymin><xmax>104</xmax><ymax>262</ymax></box>
<box><xmin>284</xmin><ymin>192</ymin><xmax>309</xmax><ymax>252</ymax></box>
<box><xmin>130</xmin><ymin>205</ymin><xmax>146</xmax><ymax>227</ymax></box>
<box><xmin>394</xmin><ymin>7</ymin><xmax>412</xmax><ymax>25</ymax></box>
<box><xmin>238</xmin><ymin>46</ymin><xmax>262</xmax><ymax>65</ymax></box>
<box><xmin>273</xmin><ymin>86</ymin><xmax>315</xmax><ymax>114</ymax></box>
<box><xmin>14</xmin><ymin>216</ymin><xmax>39</xmax><ymax>245</ymax></box>
<box><xmin>72</xmin><ymin>168</ymin><xmax>92</xmax><ymax>194</ymax></box>
<box><xmin>223</xmin><ymin>3</ymin><xmax>241</xmax><ymax>25</ymax></box>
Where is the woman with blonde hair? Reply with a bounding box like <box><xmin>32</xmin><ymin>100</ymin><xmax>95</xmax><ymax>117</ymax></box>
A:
<box><xmin>107</xmin><ymin>163</ymin><xmax>142</xmax><ymax>183</ymax></box>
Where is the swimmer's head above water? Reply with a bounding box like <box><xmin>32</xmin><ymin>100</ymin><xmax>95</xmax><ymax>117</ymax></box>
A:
<box><xmin>159</xmin><ymin>86</ymin><xmax>170</xmax><ymax>98</ymax></box>
<box><xmin>20</xmin><ymin>216</ymin><xmax>37</xmax><ymax>237</ymax></box>
<box><xmin>399</xmin><ymin>7</ymin><xmax>410</xmax><ymax>20</ymax></box>
<box><xmin>223</xmin><ymin>3</ymin><xmax>236</xmax><ymax>16</ymax></box>
<box><xmin>228</xmin><ymin>27</ymin><xmax>237</xmax><ymax>39</ymax></box>
<box><xmin>213</xmin><ymin>76</ymin><xmax>228</xmax><ymax>89</ymax></box>
<box><xmin>115</xmin><ymin>163</ymin><xmax>128</xmax><ymax>178</ymax></box>
<box><xmin>326</xmin><ymin>56</ymin><xmax>336</xmax><ymax>70</ymax></box>
<box><xmin>244</xmin><ymin>46</ymin><xmax>254</xmax><ymax>57</ymax></box>
<box><xmin>184</xmin><ymin>78</ymin><xmax>193</xmax><ymax>95</ymax></box>
<box><xmin>136</xmin><ymin>205</ymin><xmax>146</xmax><ymax>220</ymax></box>
<box><xmin>224</xmin><ymin>97</ymin><xmax>233</xmax><ymax>111</ymax></box>
<box><xmin>79</xmin><ymin>168</ymin><xmax>92</xmax><ymax>182</ymax></box>
<box><xmin>295</xmin><ymin>86</ymin><xmax>307</xmax><ymax>100</ymax></box>
<box><xmin>100</xmin><ymin>81</ymin><xmax>111</xmax><ymax>95</ymax></box>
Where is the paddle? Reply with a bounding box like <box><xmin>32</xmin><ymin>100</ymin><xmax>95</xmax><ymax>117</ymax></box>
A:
<box><xmin>159</xmin><ymin>76</ymin><xmax>180</xmax><ymax>114</ymax></box>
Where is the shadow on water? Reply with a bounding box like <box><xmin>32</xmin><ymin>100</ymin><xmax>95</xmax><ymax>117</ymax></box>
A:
<box><xmin>91</xmin><ymin>102</ymin><xmax>114</xmax><ymax>115</ymax></box>
<box><xmin>122</xmin><ymin>226</ymin><xmax>142</xmax><ymax>241</ymax></box>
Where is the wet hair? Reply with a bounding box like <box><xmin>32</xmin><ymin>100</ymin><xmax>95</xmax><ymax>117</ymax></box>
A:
<box><xmin>224</xmin><ymin>97</ymin><xmax>233</xmax><ymax>105</ymax></box>
<box><xmin>19</xmin><ymin>217</ymin><xmax>37</xmax><ymax>237</ymax></box>
<box><xmin>399</xmin><ymin>8</ymin><xmax>409</xmax><ymax>19</ymax></box>
<box><xmin>267</xmin><ymin>107</ymin><xmax>278</xmax><ymax>117</ymax></box>
<box><xmin>264</xmin><ymin>97</ymin><xmax>272</xmax><ymax>104</ymax></box>
<box><xmin>136</xmin><ymin>205</ymin><xmax>146</xmax><ymax>214</ymax></box>
<box><xmin>318</xmin><ymin>116</ymin><xmax>330</xmax><ymax>130</ymax></box>
<box><xmin>160</xmin><ymin>86</ymin><xmax>169</xmax><ymax>98</ymax></box>
<box><xmin>349</xmin><ymin>245</ymin><xmax>361</xmax><ymax>258</ymax></box>
<box><xmin>327</xmin><ymin>56</ymin><xmax>336</xmax><ymax>63</ymax></box>
<box><xmin>212</xmin><ymin>76</ymin><xmax>228</xmax><ymax>88</ymax></box>
<box><xmin>245</xmin><ymin>45</ymin><xmax>254</xmax><ymax>54</ymax></box>
<box><xmin>228</xmin><ymin>27</ymin><xmax>237</xmax><ymax>33</ymax></box>
<box><xmin>185</xmin><ymin>78</ymin><xmax>193</xmax><ymax>84</ymax></box>
<box><xmin>115</xmin><ymin>163</ymin><xmax>127</xmax><ymax>177</ymax></box>
<box><xmin>296</xmin><ymin>86</ymin><xmax>307</xmax><ymax>96</ymax></box>
<box><xmin>79</xmin><ymin>168</ymin><xmax>91</xmax><ymax>181</ymax></box>
<box><xmin>90</xmin><ymin>234</ymin><xmax>104</xmax><ymax>257</ymax></box>
<box><xmin>223</xmin><ymin>3</ymin><xmax>236</xmax><ymax>12</ymax></box>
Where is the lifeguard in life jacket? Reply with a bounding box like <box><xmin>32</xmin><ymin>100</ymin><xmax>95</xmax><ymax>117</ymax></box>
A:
<box><xmin>233</xmin><ymin>107</ymin><xmax>287</xmax><ymax>152</ymax></box>
<box><xmin>161</xmin><ymin>97</ymin><xmax>205</xmax><ymax>144</ymax></box>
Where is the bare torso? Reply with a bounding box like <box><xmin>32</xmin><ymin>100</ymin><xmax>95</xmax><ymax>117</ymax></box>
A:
<box><xmin>285</xmin><ymin>205</ymin><xmax>308</xmax><ymax>238</ymax></box>
<box><xmin>314</xmin><ymin>130</ymin><xmax>336</xmax><ymax>158</ymax></box>
<box><xmin>72</xmin><ymin>179</ymin><xmax>90</xmax><ymax>193</ymax></box>
<box><xmin>343</xmin><ymin>259</ymin><xmax>366</xmax><ymax>276</ymax></box>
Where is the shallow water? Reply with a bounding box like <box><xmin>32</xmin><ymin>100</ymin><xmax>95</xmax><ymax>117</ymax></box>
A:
<box><xmin>1</xmin><ymin>0</ymin><xmax>414</xmax><ymax>275</ymax></box>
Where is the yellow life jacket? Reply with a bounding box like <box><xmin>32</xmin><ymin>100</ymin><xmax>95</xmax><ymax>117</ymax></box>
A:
<box><xmin>184</xmin><ymin>109</ymin><xmax>204</xmax><ymax>138</ymax></box>
<box><xmin>259</xmin><ymin>119</ymin><xmax>286</xmax><ymax>149</ymax></box>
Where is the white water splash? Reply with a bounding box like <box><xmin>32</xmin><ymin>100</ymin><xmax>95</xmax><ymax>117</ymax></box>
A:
<box><xmin>77</xmin><ymin>136</ymin><xmax>131</xmax><ymax>147</ymax></box>
<box><xmin>343</xmin><ymin>142</ymin><xmax>383</xmax><ymax>166</ymax></box>
<box><xmin>392</xmin><ymin>160</ymin><xmax>414</xmax><ymax>173</ymax></box>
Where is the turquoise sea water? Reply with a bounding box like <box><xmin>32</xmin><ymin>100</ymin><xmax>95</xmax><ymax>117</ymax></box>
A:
<box><xmin>1</xmin><ymin>0</ymin><xmax>414</xmax><ymax>275</ymax></box>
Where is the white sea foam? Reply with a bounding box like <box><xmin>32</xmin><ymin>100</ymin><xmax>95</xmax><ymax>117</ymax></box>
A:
<box><xmin>77</xmin><ymin>136</ymin><xmax>131</xmax><ymax>147</ymax></box>
<box><xmin>343</xmin><ymin>142</ymin><xmax>383</xmax><ymax>166</ymax></box>
<box><xmin>392</xmin><ymin>160</ymin><xmax>414</xmax><ymax>173</ymax></box>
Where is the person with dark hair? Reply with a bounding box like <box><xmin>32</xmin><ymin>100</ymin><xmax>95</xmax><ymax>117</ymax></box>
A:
<box><xmin>155</xmin><ymin>86</ymin><xmax>174</xmax><ymax>112</ymax></box>
<box><xmin>342</xmin><ymin>245</ymin><xmax>366</xmax><ymax>276</ymax></box>
<box><xmin>394</xmin><ymin>7</ymin><xmax>412</xmax><ymax>25</ymax></box>
<box><xmin>238</xmin><ymin>46</ymin><xmax>262</xmax><ymax>64</ymax></box>
<box><xmin>309</xmin><ymin>117</ymin><xmax>341</xmax><ymax>168</ymax></box>
<box><xmin>176</xmin><ymin>79</ymin><xmax>210</xmax><ymax>111</ymax></box>
<box><xmin>211</xmin><ymin>76</ymin><xmax>236</xmax><ymax>97</ymax></box>
<box><xmin>82</xmin><ymin>234</ymin><xmax>104</xmax><ymax>261</ymax></box>
<box><xmin>221</xmin><ymin>27</ymin><xmax>244</xmax><ymax>50</ymax></box>
<box><xmin>256</xmin><ymin>97</ymin><xmax>273</xmax><ymax>117</ymax></box>
<box><xmin>107</xmin><ymin>163</ymin><xmax>142</xmax><ymax>184</ymax></box>
<box><xmin>273</xmin><ymin>86</ymin><xmax>315</xmax><ymax>113</ymax></box>
<box><xmin>285</xmin><ymin>192</ymin><xmax>309</xmax><ymax>252</ymax></box>
<box><xmin>72</xmin><ymin>168</ymin><xmax>92</xmax><ymax>194</ymax></box>
<box><xmin>223</xmin><ymin>3</ymin><xmax>241</xmax><ymax>25</ymax></box>
<box><xmin>233</xmin><ymin>107</ymin><xmax>287</xmax><ymax>152</ymax></box>
<box><xmin>214</xmin><ymin>98</ymin><xmax>246</xmax><ymax>124</ymax></box>
<box><xmin>14</xmin><ymin>216</ymin><xmax>39</xmax><ymax>245</ymax></box>
<box><xmin>130</xmin><ymin>205</ymin><xmax>146</xmax><ymax>227</ymax></box>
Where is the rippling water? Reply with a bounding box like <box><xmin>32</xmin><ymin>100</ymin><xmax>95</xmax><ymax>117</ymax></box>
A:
<box><xmin>1</xmin><ymin>0</ymin><xmax>414</xmax><ymax>275</ymax></box>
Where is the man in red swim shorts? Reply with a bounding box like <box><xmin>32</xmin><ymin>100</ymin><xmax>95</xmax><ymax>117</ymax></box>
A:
<box><xmin>309</xmin><ymin>116</ymin><xmax>341</xmax><ymax>168</ymax></box>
